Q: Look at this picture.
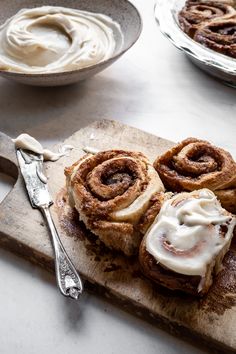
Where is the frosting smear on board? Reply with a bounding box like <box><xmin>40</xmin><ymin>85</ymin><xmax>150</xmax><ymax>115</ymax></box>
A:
<box><xmin>13</xmin><ymin>133</ymin><xmax>73</xmax><ymax>161</ymax></box>
<box><xmin>0</xmin><ymin>6</ymin><xmax>123</xmax><ymax>73</ymax></box>
<box><xmin>146</xmin><ymin>189</ymin><xmax>236</xmax><ymax>277</ymax></box>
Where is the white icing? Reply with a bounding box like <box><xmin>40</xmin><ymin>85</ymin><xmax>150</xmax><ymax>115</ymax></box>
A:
<box><xmin>13</xmin><ymin>133</ymin><xmax>73</xmax><ymax>161</ymax></box>
<box><xmin>43</xmin><ymin>145</ymin><xmax>74</xmax><ymax>161</ymax></box>
<box><xmin>146</xmin><ymin>189</ymin><xmax>236</xmax><ymax>276</ymax></box>
<box><xmin>13</xmin><ymin>134</ymin><xmax>43</xmax><ymax>154</ymax></box>
<box><xmin>0</xmin><ymin>6</ymin><xmax>123</xmax><ymax>73</ymax></box>
<box><xmin>83</xmin><ymin>146</ymin><xmax>100</xmax><ymax>154</ymax></box>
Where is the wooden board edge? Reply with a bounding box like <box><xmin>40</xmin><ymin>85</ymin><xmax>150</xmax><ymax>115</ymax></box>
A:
<box><xmin>0</xmin><ymin>230</ymin><xmax>234</xmax><ymax>354</ymax></box>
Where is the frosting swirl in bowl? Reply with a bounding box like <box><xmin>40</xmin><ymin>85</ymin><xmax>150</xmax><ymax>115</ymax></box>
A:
<box><xmin>0</xmin><ymin>6</ymin><xmax>124</xmax><ymax>73</ymax></box>
<box><xmin>146</xmin><ymin>189</ymin><xmax>236</xmax><ymax>276</ymax></box>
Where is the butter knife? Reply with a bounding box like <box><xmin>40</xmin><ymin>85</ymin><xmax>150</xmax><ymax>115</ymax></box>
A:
<box><xmin>16</xmin><ymin>148</ymin><xmax>83</xmax><ymax>300</ymax></box>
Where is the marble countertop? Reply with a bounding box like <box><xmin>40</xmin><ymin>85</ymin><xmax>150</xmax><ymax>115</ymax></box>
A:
<box><xmin>0</xmin><ymin>0</ymin><xmax>235</xmax><ymax>353</ymax></box>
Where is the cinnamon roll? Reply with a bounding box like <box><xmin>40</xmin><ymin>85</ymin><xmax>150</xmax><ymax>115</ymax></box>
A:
<box><xmin>154</xmin><ymin>138</ymin><xmax>236</xmax><ymax>213</ymax></box>
<box><xmin>139</xmin><ymin>189</ymin><xmax>236</xmax><ymax>295</ymax></box>
<box><xmin>178</xmin><ymin>1</ymin><xmax>236</xmax><ymax>37</ymax></box>
<box><xmin>65</xmin><ymin>150</ymin><xmax>164</xmax><ymax>256</ymax></box>
<box><xmin>194</xmin><ymin>17</ymin><xmax>236</xmax><ymax>58</ymax></box>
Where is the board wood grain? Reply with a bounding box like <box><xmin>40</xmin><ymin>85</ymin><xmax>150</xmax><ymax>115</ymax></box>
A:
<box><xmin>0</xmin><ymin>120</ymin><xmax>235</xmax><ymax>354</ymax></box>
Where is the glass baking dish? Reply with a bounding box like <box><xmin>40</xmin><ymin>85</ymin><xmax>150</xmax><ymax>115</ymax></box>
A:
<box><xmin>154</xmin><ymin>0</ymin><xmax>236</xmax><ymax>87</ymax></box>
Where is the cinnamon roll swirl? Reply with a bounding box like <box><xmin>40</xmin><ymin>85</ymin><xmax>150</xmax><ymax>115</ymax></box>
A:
<box><xmin>194</xmin><ymin>17</ymin><xmax>236</xmax><ymax>58</ymax></box>
<box><xmin>154</xmin><ymin>138</ymin><xmax>236</xmax><ymax>213</ymax></box>
<box><xmin>139</xmin><ymin>189</ymin><xmax>236</xmax><ymax>295</ymax></box>
<box><xmin>178</xmin><ymin>1</ymin><xmax>236</xmax><ymax>37</ymax></box>
<box><xmin>65</xmin><ymin>150</ymin><xmax>164</xmax><ymax>256</ymax></box>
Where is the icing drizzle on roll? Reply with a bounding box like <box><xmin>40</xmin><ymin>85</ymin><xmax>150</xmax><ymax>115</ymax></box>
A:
<box><xmin>0</xmin><ymin>6</ymin><xmax>123</xmax><ymax>73</ymax></box>
<box><xmin>146</xmin><ymin>189</ymin><xmax>236</xmax><ymax>276</ymax></box>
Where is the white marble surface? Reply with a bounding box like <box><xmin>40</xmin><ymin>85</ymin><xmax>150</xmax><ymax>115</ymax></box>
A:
<box><xmin>0</xmin><ymin>0</ymin><xmax>235</xmax><ymax>353</ymax></box>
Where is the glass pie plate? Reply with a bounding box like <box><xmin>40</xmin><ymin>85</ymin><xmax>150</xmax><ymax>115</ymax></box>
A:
<box><xmin>155</xmin><ymin>0</ymin><xmax>236</xmax><ymax>87</ymax></box>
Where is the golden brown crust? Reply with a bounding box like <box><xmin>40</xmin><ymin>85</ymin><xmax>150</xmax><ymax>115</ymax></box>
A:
<box><xmin>178</xmin><ymin>0</ymin><xmax>236</xmax><ymax>37</ymax></box>
<box><xmin>214</xmin><ymin>188</ymin><xmax>236</xmax><ymax>214</ymax></box>
<box><xmin>154</xmin><ymin>138</ymin><xmax>236</xmax><ymax>213</ymax></box>
<box><xmin>139</xmin><ymin>192</ymin><xmax>173</xmax><ymax>235</ymax></box>
<box><xmin>65</xmin><ymin>150</ymin><xmax>164</xmax><ymax>256</ymax></box>
<box><xmin>67</xmin><ymin>150</ymin><xmax>148</xmax><ymax>217</ymax></box>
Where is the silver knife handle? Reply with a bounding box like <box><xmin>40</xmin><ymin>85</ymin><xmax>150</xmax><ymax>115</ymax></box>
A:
<box><xmin>40</xmin><ymin>205</ymin><xmax>83</xmax><ymax>300</ymax></box>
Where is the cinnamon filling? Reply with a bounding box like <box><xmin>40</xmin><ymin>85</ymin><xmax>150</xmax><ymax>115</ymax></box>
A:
<box><xmin>211</xmin><ymin>23</ymin><xmax>236</xmax><ymax>35</ymax></box>
<box><xmin>104</xmin><ymin>172</ymin><xmax>135</xmax><ymax>186</ymax></box>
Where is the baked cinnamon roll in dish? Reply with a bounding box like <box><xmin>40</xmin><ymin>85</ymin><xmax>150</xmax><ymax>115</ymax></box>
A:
<box><xmin>179</xmin><ymin>0</ymin><xmax>236</xmax><ymax>37</ymax></box>
<box><xmin>139</xmin><ymin>189</ymin><xmax>236</xmax><ymax>295</ymax></box>
<box><xmin>194</xmin><ymin>17</ymin><xmax>236</xmax><ymax>58</ymax></box>
<box><xmin>65</xmin><ymin>150</ymin><xmax>164</xmax><ymax>256</ymax></box>
<box><xmin>154</xmin><ymin>138</ymin><xmax>236</xmax><ymax>213</ymax></box>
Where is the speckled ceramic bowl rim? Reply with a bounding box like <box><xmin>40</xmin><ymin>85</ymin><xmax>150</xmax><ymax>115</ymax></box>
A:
<box><xmin>0</xmin><ymin>0</ymin><xmax>142</xmax><ymax>78</ymax></box>
<box><xmin>155</xmin><ymin>0</ymin><xmax>236</xmax><ymax>76</ymax></box>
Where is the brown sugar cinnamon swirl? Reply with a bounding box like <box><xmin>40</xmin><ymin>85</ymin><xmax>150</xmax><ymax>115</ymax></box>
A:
<box><xmin>194</xmin><ymin>17</ymin><xmax>236</xmax><ymax>58</ymax></box>
<box><xmin>154</xmin><ymin>138</ymin><xmax>236</xmax><ymax>213</ymax></box>
<box><xmin>65</xmin><ymin>150</ymin><xmax>164</xmax><ymax>256</ymax></box>
<box><xmin>178</xmin><ymin>1</ymin><xmax>236</xmax><ymax>38</ymax></box>
<box><xmin>139</xmin><ymin>189</ymin><xmax>236</xmax><ymax>295</ymax></box>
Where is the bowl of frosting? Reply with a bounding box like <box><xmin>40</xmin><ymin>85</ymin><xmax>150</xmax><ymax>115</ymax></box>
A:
<box><xmin>0</xmin><ymin>0</ymin><xmax>142</xmax><ymax>86</ymax></box>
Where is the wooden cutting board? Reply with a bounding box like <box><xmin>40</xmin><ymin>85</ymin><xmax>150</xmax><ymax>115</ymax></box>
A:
<box><xmin>0</xmin><ymin>120</ymin><xmax>235</xmax><ymax>354</ymax></box>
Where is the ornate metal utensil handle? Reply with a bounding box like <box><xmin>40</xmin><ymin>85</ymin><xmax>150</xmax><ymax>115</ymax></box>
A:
<box><xmin>40</xmin><ymin>205</ymin><xmax>83</xmax><ymax>300</ymax></box>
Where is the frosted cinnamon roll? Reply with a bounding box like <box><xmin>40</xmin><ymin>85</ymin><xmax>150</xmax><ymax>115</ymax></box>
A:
<box><xmin>178</xmin><ymin>1</ymin><xmax>236</xmax><ymax>37</ymax></box>
<box><xmin>154</xmin><ymin>138</ymin><xmax>236</xmax><ymax>213</ymax></box>
<box><xmin>194</xmin><ymin>17</ymin><xmax>236</xmax><ymax>58</ymax></box>
<box><xmin>65</xmin><ymin>150</ymin><xmax>164</xmax><ymax>256</ymax></box>
<box><xmin>139</xmin><ymin>189</ymin><xmax>236</xmax><ymax>295</ymax></box>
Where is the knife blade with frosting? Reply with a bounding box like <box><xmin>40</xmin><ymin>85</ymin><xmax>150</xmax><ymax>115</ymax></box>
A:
<box><xmin>16</xmin><ymin>148</ymin><xmax>83</xmax><ymax>300</ymax></box>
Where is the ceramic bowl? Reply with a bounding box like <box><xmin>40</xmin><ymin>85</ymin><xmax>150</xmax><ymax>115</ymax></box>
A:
<box><xmin>155</xmin><ymin>0</ymin><xmax>236</xmax><ymax>88</ymax></box>
<box><xmin>0</xmin><ymin>0</ymin><xmax>142</xmax><ymax>86</ymax></box>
